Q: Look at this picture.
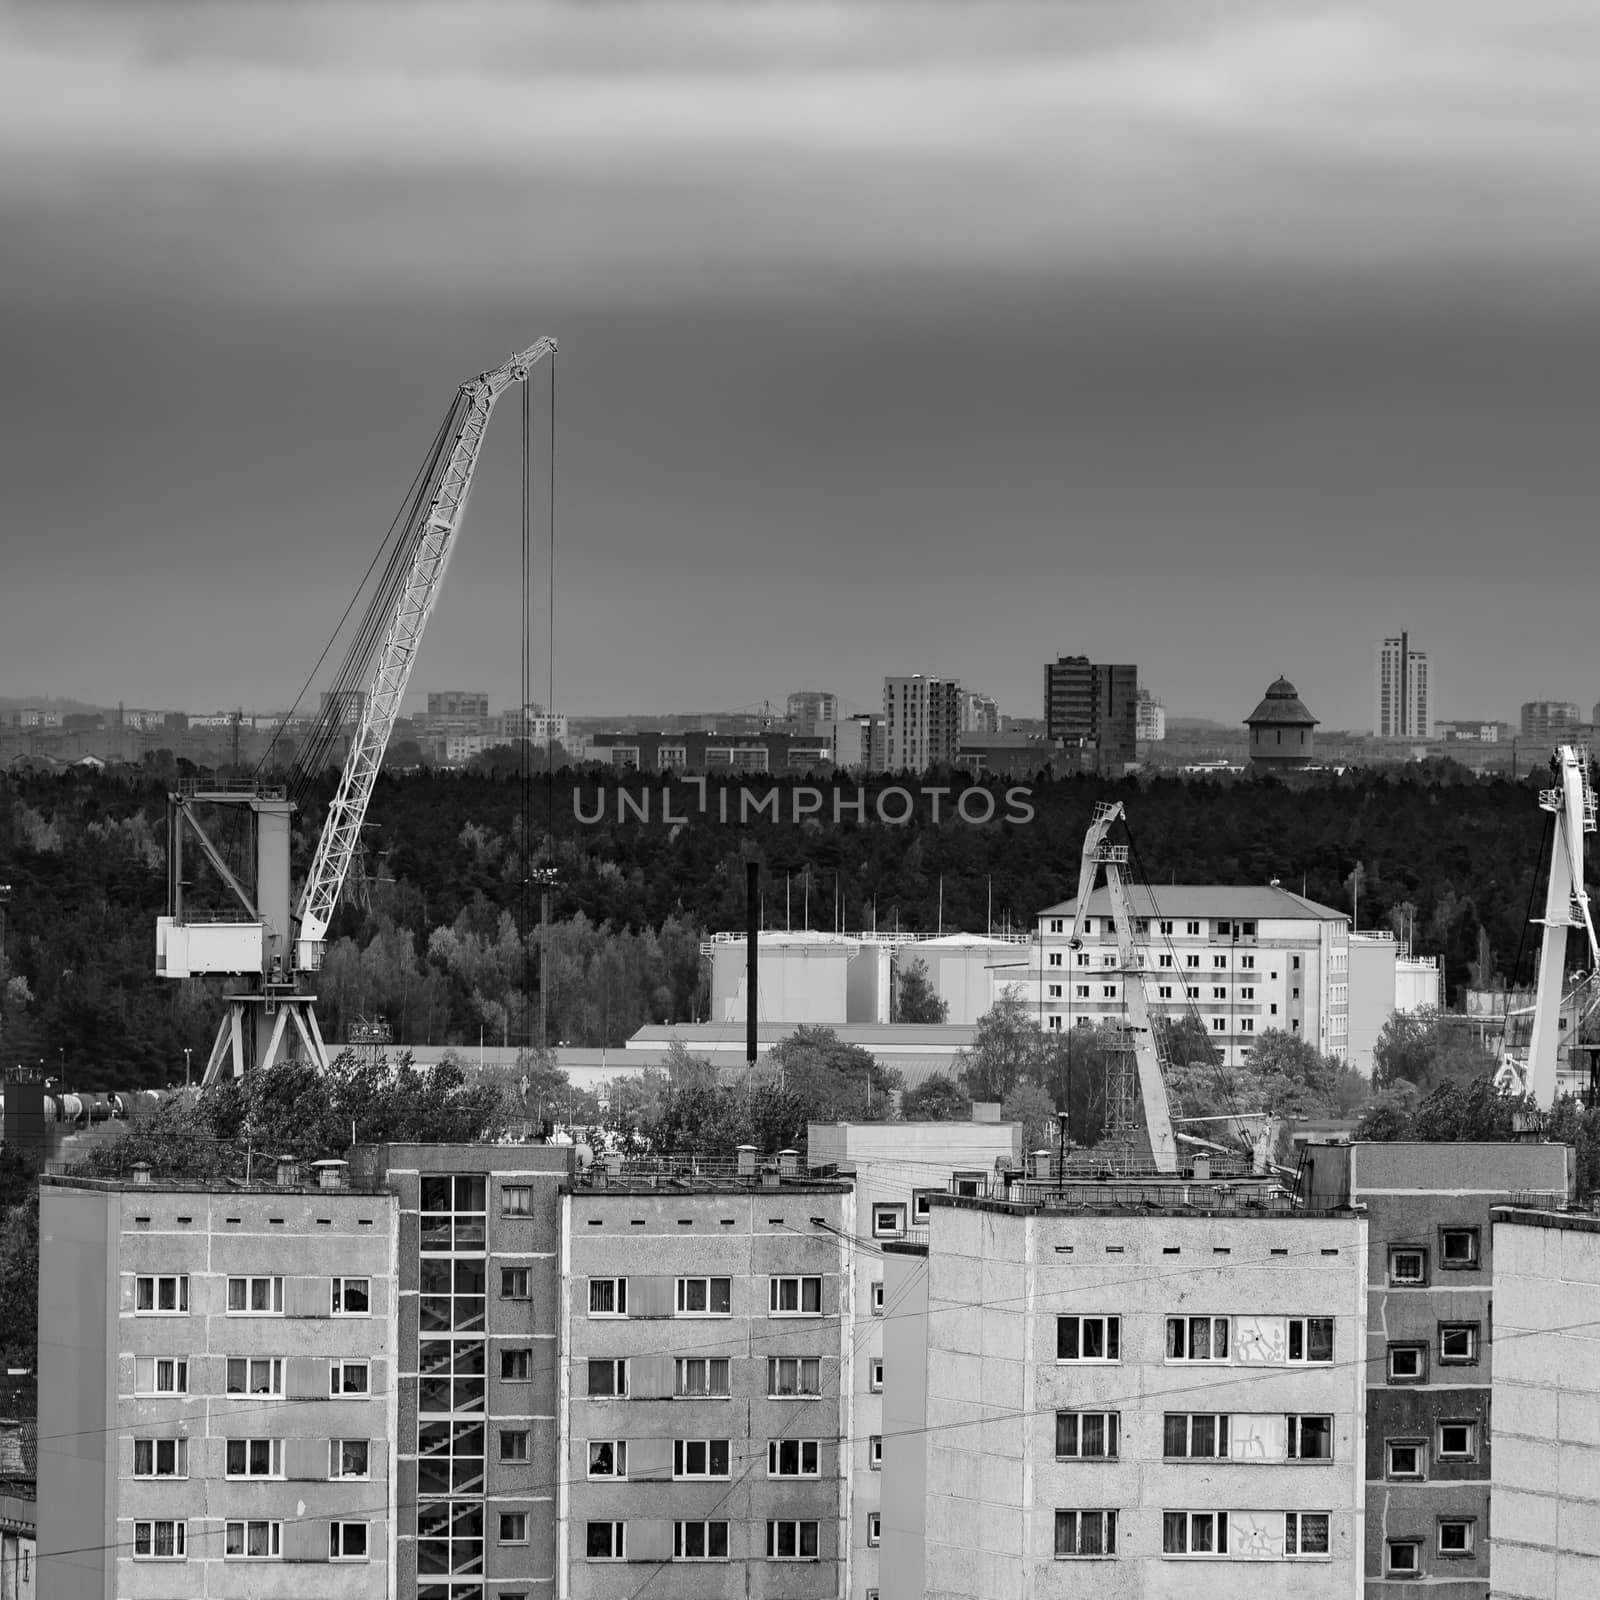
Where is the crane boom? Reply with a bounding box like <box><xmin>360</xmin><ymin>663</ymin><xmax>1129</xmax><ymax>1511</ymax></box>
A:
<box><xmin>295</xmin><ymin>338</ymin><xmax>557</xmax><ymax>971</ymax></box>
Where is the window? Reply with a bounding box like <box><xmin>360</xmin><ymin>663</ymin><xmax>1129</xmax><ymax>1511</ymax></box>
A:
<box><xmin>500</xmin><ymin>1429</ymin><xmax>529</xmax><ymax>1462</ymax></box>
<box><xmin>1167</xmin><ymin>1316</ymin><xmax>1230</xmax><ymax>1362</ymax></box>
<box><xmin>133</xmin><ymin>1438</ymin><xmax>187</xmax><ymax>1478</ymax></box>
<box><xmin>1160</xmin><ymin>920</ymin><xmax>1174</xmax><ymax>935</ymax></box>
<box><xmin>674</xmin><ymin>1520</ymin><xmax>729</xmax><ymax>1561</ymax></box>
<box><xmin>329</xmin><ymin>1523</ymin><xmax>368</xmax><ymax>1562</ymax></box>
<box><xmin>502</xmin><ymin>1185</ymin><xmax>531</xmax><ymax>1216</ymax></box>
<box><xmin>770</xmin><ymin>1276</ymin><xmax>823</xmax><ymax>1315</ymax></box>
<box><xmin>330</xmin><ymin>1360</ymin><xmax>369</xmax><ymax>1395</ymax></box>
<box><xmin>1186</xmin><ymin>921</ymin><xmax>1201</xmax><ymax>936</ymax></box>
<box><xmin>1293</xmin><ymin>955</ymin><xmax>1301</xmax><ymax>969</ymax></box>
<box><xmin>1188</xmin><ymin>987</ymin><xmax>1200</xmax><ymax>1000</ymax></box>
<box><xmin>1057</xmin><ymin>1315</ymin><xmax>1120</xmax><ymax>1362</ymax></box>
<box><xmin>331</xmin><ymin>1277</ymin><xmax>370</xmax><ymax>1316</ymax></box>
<box><xmin>1439</xmin><ymin>1519</ymin><xmax>1475</xmax><ymax>1556</ymax></box>
<box><xmin>1287</xmin><ymin>1415</ymin><xmax>1333</xmax><ymax>1460</ymax></box>
<box><xmin>589</xmin><ymin>1440</ymin><xmax>626</xmax><ymax>1477</ymax></box>
<box><xmin>873</xmin><ymin>1204</ymin><xmax>906</xmax><ymax>1238</ymax></box>
<box><xmin>912</xmin><ymin>1189</ymin><xmax>934</xmax><ymax>1225</ymax></box>
<box><xmin>1054</xmin><ymin>1509</ymin><xmax>1117</xmax><ymax>1557</ymax></box>
<box><xmin>1240</xmin><ymin>1018</ymin><xmax>1256</xmax><ymax>1033</ymax></box>
<box><xmin>225</xmin><ymin>1438</ymin><xmax>285</xmax><ymax>1479</ymax></box>
<box><xmin>1388</xmin><ymin>1440</ymin><xmax>1425</xmax><ymax>1479</ymax></box>
<box><xmin>1241</xmin><ymin>986</ymin><xmax>1255</xmax><ymax>999</ymax></box>
<box><xmin>1159</xmin><ymin>985</ymin><xmax>1173</xmax><ymax>999</ymax></box>
<box><xmin>1388</xmin><ymin>1344</ymin><xmax>1427</xmax><ymax>1383</ymax></box>
<box><xmin>1159</xmin><ymin>954</ymin><xmax>1174</xmax><ymax>969</ymax></box>
<box><xmin>768</xmin><ymin>1438</ymin><xmax>820</xmax><ymax>1476</ymax></box>
<box><xmin>1186</xmin><ymin>955</ymin><xmax>1201</xmax><ymax>969</ymax></box>
<box><xmin>1387</xmin><ymin>1540</ymin><xmax>1420</xmax><ymax>1576</ymax></box>
<box><xmin>675</xmin><ymin>1438</ymin><xmax>730</xmax><ymax>1478</ymax></box>
<box><xmin>1163</xmin><ymin>1414</ymin><xmax>1229</xmax><ymax>1458</ymax></box>
<box><xmin>675</xmin><ymin>1357</ymin><xmax>731</xmax><ymax>1397</ymax></box>
<box><xmin>766</xmin><ymin>1521</ymin><xmax>820</xmax><ymax>1560</ymax></box>
<box><xmin>225</xmin><ymin>1357</ymin><xmax>283</xmax><ymax>1397</ymax></box>
<box><xmin>768</xmin><ymin>1356</ymin><xmax>822</xmax><ymax>1397</ymax></box>
<box><xmin>1102</xmin><ymin>985</ymin><xmax>1117</xmax><ymax>998</ymax></box>
<box><xmin>498</xmin><ymin>1511</ymin><xmax>528</xmax><ymax>1543</ymax></box>
<box><xmin>868</xmin><ymin>1512</ymin><xmax>882</xmax><ymax>1547</ymax></box>
<box><xmin>1212</xmin><ymin>986</ymin><xmax>1227</xmax><ymax>1000</ymax></box>
<box><xmin>226</xmin><ymin>1276</ymin><xmax>281</xmax><ymax>1314</ymax></box>
<box><xmin>1211</xmin><ymin>1017</ymin><xmax>1225</xmax><ymax>1031</ymax></box>
<box><xmin>869</xmin><ymin>1434</ymin><xmax>882</xmax><ymax>1469</ymax></box>
<box><xmin>133</xmin><ymin>1521</ymin><xmax>185</xmax><ymax>1559</ymax></box>
<box><xmin>869</xmin><ymin>1358</ymin><xmax>884</xmax><ymax>1393</ymax></box>
<box><xmin>138</xmin><ymin>1357</ymin><xmax>188</xmax><ymax>1395</ymax></box>
<box><xmin>1242</xmin><ymin>922</ymin><xmax>1256</xmax><ymax>936</ymax></box>
<box><xmin>1289</xmin><ymin>1317</ymin><xmax>1334</xmax><ymax>1363</ymax></box>
<box><xmin>1241</xmin><ymin>954</ymin><xmax>1255</xmax><ymax>969</ymax></box>
<box><xmin>1049</xmin><ymin>983</ymin><xmax>1063</xmax><ymax>998</ymax></box>
<box><xmin>1439</xmin><ymin>1323</ymin><xmax>1479</xmax><ymax>1364</ymax></box>
<box><xmin>589</xmin><ymin>1358</ymin><xmax>628</xmax><ymax>1397</ymax></box>
<box><xmin>588</xmin><ymin>1277</ymin><xmax>626</xmax><ymax>1316</ymax></box>
<box><xmin>1438</xmin><ymin>1422</ymin><xmax>1477</xmax><ymax>1460</ymax></box>
<box><xmin>1163</xmin><ymin>1511</ymin><xmax>1226</xmax><ymax>1555</ymax></box>
<box><xmin>677</xmin><ymin>1276</ymin><xmax>732</xmax><ymax>1315</ymax></box>
<box><xmin>1049</xmin><ymin>952</ymin><xmax>1063</xmax><ymax>967</ymax></box>
<box><xmin>134</xmin><ymin>1274</ymin><xmax>188</xmax><ymax>1314</ymax></box>
<box><xmin>331</xmin><ymin>1439</ymin><xmax>370</xmax><ymax>1480</ymax></box>
<box><xmin>871</xmin><ymin>1280</ymin><xmax>885</xmax><ymax>1315</ymax></box>
<box><xmin>224</xmin><ymin>1521</ymin><xmax>280</xmax><ymax>1559</ymax></box>
<box><xmin>585</xmin><ymin>1523</ymin><xmax>620</xmax><ymax>1561</ymax></box>
<box><xmin>1214</xmin><ymin>955</ymin><xmax>1228</xmax><ymax>969</ymax></box>
<box><xmin>1075</xmin><ymin>984</ymin><xmax>1091</xmax><ymax>999</ymax></box>
<box><xmin>501</xmin><ymin>1348</ymin><xmax>531</xmax><ymax>1381</ymax></box>
<box><xmin>1056</xmin><ymin>1412</ymin><xmax>1119</xmax><ymax>1459</ymax></box>
<box><xmin>1285</xmin><ymin>1512</ymin><xmax>1330</xmax><ymax>1557</ymax></box>
<box><xmin>1050</xmin><ymin>918</ymin><xmax>1065</xmax><ymax>933</ymax></box>
<box><xmin>501</xmin><ymin>1267</ymin><xmax>530</xmax><ymax>1299</ymax></box>
<box><xmin>1389</xmin><ymin>1247</ymin><xmax>1427</xmax><ymax>1285</ymax></box>
<box><xmin>1441</xmin><ymin>1227</ymin><xmax>1480</xmax><ymax>1269</ymax></box>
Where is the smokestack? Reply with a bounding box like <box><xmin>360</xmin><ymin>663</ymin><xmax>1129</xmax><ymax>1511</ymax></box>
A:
<box><xmin>746</xmin><ymin>861</ymin><xmax>759</xmax><ymax>1072</ymax></box>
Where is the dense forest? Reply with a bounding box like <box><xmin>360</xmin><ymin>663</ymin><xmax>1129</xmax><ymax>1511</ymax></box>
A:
<box><xmin>0</xmin><ymin>756</ymin><xmax>1586</xmax><ymax>1089</ymax></box>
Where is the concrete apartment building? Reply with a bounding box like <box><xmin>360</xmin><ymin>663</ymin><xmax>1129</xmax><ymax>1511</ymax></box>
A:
<box><xmin>1518</xmin><ymin>701</ymin><xmax>1584</xmax><ymax>744</ymax></box>
<box><xmin>882</xmin><ymin>676</ymin><xmax>963</xmax><ymax>773</ymax></box>
<box><xmin>0</xmin><ymin>1413</ymin><xmax>33</xmax><ymax>1600</ymax></box>
<box><xmin>1300</xmin><ymin>1140</ymin><xmax>1573</xmax><ymax>1599</ymax></box>
<box><xmin>37</xmin><ymin>1165</ymin><xmax>400</xmax><ymax>1599</ymax></box>
<box><xmin>1043</xmin><ymin>657</ymin><xmax>1139</xmax><ymax>773</ymax></box>
<box><xmin>885</xmin><ymin>1180</ymin><xmax>1369</xmax><ymax>1599</ymax></box>
<box><xmin>1346</xmin><ymin>933</ymin><xmax>1443</xmax><ymax>1078</ymax></box>
<box><xmin>557</xmin><ymin>1156</ymin><xmax>854</xmax><ymax>1600</ymax></box>
<box><xmin>1010</xmin><ymin>884</ymin><xmax>1350</xmax><ymax>1068</ymax></box>
<box><xmin>1375</xmin><ymin>635</ymin><xmax>1431</xmax><ymax>740</ymax></box>
<box><xmin>786</xmin><ymin>693</ymin><xmax>839</xmax><ymax>737</ymax></box>
<box><xmin>1489</xmin><ymin>1204</ymin><xmax>1600</xmax><ymax>1600</ymax></box>
<box><xmin>806</xmin><ymin>1118</ymin><xmax>1023</xmax><ymax>1600</ymax></box>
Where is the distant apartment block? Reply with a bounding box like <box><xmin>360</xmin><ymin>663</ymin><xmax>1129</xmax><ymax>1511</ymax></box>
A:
<box><xmin>1043</xmin><ymin>656</ymin><xmax>1138</xmax><ymax>772</ymax></box>
<box><xmin>320</xmin><ymin>688</ymin><xmax>369</xmax><ymax>726</ymax></box>
<box><xmin>1520</xmin><ymin>700</ymin><xmax>1584</xmax><ymax>743</ymax></box>
<box><xmin>427</xmin><ymin>691</ymin><xmax>491</xmax><ymax>720</ymax></box>
<box><xmin>1135</xmin><ymin>688</ymin><xmax>1165</xmax><ymax>743</ymax></box>
<box><xmin>786</xmin><ymin>692</ymin><xmax>839</xmax><ymax>736</ymax></box>
<box><xmin>958</xmin><ymin>692</ymin><xmax>1000</xmax><ymax>736</ymax></box>
<box><xmin>882</xmin><ymin>676</ymin><xmax>962</xmax><ymax>772</ymax></box>
<box><xmin>1435</xmin><ymin>719</ymin><xmax>1508</xmax><ymax>744</ymax></box>
<box><xmin>559</xmin><ymin>1155</ymin><xmax>854</xmax><ymax>1597</ymax></box>
<box><xmin>1375</xmin><ymin>634</ymin><xmax>1430</xmax><ymax>739</ymax></box>
<box><xmin>584</xmin><ymin>730</ymin><xmax>832</xmax><ymax>775</ymax></box>
<box><xmin>827</xmin><ymin>715</ymin><xmax>886</xmax><ymax>770</ymax></box>
<box><xmin>886</xmin><ymin>1184</ymin><xmax>1368</xmax><ymax>1600</ymax></box>
<box><xmin>1011</xmin><ymin>884</ymin><xmax>1350</xmax><ymax>1067</ymax></box>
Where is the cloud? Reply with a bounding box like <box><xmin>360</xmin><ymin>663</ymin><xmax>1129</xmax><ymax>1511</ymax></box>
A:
<box><xmin>2</xmin><ymin>0</ymin><xmax>1598</xmax><ymax>305</ymax></box>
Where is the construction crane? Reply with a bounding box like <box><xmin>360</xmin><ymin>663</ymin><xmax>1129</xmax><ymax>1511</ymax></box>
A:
<box><xmin>157</xmin><ymin>338</ymin><xmax>557</xmax><ymax>1083</ymax></box>
<box><xmin>1064</xmin><ymin>801</ymin><xmax>1179</xmax><ymax>1173</ymax></box>
<box><xmin>1495</xmin><ymin>745</ymin><xmax>1600</xmax><ymax>1107</ymax></box>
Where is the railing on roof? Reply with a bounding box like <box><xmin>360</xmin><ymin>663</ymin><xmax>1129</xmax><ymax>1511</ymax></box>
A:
<box><xmin>1503</xmin><ymin>1189</ymin><xmax>1574</xmax><ymax>1212</ymax></box>
<box><xmin>568</xmin><ymin>1154</ymin><xmax>846</xmax><ymax>1190</ymax></box>
<box><xmin>699</xmin><ymin>930</ymin><xmax>1033</xmax><ymax>949</ymax></box>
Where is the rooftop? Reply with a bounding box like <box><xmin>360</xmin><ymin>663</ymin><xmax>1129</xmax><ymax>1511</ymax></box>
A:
<box><xmin>1245</xmin><ymin>675</ymin><xmax>1319</xmax><ymax>727</ymax></box>
<box><xmin>932</xmin><ymin>1178</ymin><xmax>1359</xmax><ymax>1220</ymax></box>
<box><xmin>627</xmin><ymin>1021</ymin><xmax>979</xmax><ymax>1050</ymax></box>
<box><xmin>566</xmin><ymin>1155</ymin><xmax>853</xmax><ymax>1197</ymax></box>
<box><xmin>1038</xmin><ymin>883</ymin><xmax>1347</xmax><ymax>922</ymax></box>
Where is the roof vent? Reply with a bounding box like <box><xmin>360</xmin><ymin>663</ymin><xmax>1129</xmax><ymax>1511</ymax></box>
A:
<box><xmin>130</xmin><ymin>1162</ymin><xmax>152</xmax><ymax>1187</ymax></box>
<box><xmin>1032</xmin><ymin>1148</ymin><xmax>1053</xmax><ymax>1180</ymax></box>
<box><xmin>736</xmin><ymin>1145</ymin><xmax>757</xmax><ymax>1177</ymax></box>
<box><xmin>275</xmin><ymin>1154</ymin><xmax>300</xmax><ymax>1188</ymax></box>
<box><xmin>310</xmin><ymin>1159</ymin><xmax>348</xmax><ymax>1191</ymax></box>
<box><xmin>777</xmin><ymin>1149</ymin><xmax>799</xmax><ymax>1177</ymax></box>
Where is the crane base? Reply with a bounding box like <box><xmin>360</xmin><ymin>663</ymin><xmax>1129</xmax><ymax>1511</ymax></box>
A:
<box><xmin>201</xmin><ymin>996</ymin><xmax>331</xmax><ymax>1086</ymax></box>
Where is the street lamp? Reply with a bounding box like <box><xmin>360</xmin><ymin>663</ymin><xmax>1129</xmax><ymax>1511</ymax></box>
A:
<box><xmin>1056</xmin><ymin>1111</ymin><xmax>1071</xmax><ymax>1191</ymax></box>
<box><xmin>184</xmin><ymin>1048</ymin><xmax>193</xmax><ymax>1092</ymax></box>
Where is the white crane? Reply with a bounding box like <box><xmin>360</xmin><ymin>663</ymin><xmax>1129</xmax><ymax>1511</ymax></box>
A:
<box><xmin>157</xmin><ymin>338</ymin><xmax>557</xmax><ymax>1082</ymax></box>
<box><xmin>1496</xmin><ymin>745</ymin><xmax>1599</xmax><ymax>1108</ymax></box>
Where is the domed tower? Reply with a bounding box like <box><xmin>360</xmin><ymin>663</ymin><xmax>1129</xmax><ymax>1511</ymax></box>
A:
<box><xmin>1246</xmin><ymin>675</ymin><xmax>1318</xmax><ymax>770</ymax></box>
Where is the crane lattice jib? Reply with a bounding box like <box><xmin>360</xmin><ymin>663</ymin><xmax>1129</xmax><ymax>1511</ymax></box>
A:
<box><xmin>295</xmin><ymin>338</ymin><xmax>556</xmax><ymax>969</ymax></box>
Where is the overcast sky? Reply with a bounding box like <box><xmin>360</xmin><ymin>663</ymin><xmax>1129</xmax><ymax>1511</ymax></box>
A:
<box><xmin>4</xmin><ymin>0</ymin><xmax>1599</xmax><ymax>730</ymax></box>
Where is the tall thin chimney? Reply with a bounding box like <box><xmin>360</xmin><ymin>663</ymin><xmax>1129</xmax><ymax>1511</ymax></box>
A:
<box><xmin>746</xmin><ymin>860</ymin><xmax>759</xmax><ymax>1072</ymax></box>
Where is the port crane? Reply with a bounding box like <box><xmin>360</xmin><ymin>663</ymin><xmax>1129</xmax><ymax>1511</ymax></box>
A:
<box><xmin>1495</xmin><ymin>744</ymin><xmax>1600</xmax><ymax>1108</ymax></box>
<box><xmin>157</xmin><ymin>338</ymin><xmax>557</xmax><ymax>1083</ymax></box>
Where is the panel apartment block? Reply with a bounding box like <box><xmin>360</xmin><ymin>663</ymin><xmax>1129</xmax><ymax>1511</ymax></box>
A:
<box><xmin>1299</xmin><ymin>1139</ymin><xmax>1572</xmax><ymax>1600</ymax></box>
<box><xmin>353</xmin><ymin>1142</ymin><xmax>573</xmax><ymax>1600</ymax></box>
<box><xmin>37</xmin><ymin>1171</ymin><xmax>399</xmax><ymax>1600</ymax></box>
<box><xmin>558</xmin><ymin>1163</ymin><xmax>854</xmax><ymax>1600</ymax></box>
<box><xmin>915</xmin><ymin>1190</ymin><xmax>1368</xmax><ymax>1600</ymax></box>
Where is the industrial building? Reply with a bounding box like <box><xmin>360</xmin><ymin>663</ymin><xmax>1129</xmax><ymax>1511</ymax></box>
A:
<box><xmin>1489</xmin><ymin>1204</ymin><xmax>1600</xmax><ymax>1600</ymax></box>
<box><xmin>1300</xmin><ymin>1140</ymin><xmax>1573</xmax><ymax>1599</ymax></box>
<box><xmin>1011</xmin><ymin>883</ymin><xmax>1351</xmax><ymax>1067</ymax></box>
<box><xmin>37</xmin><ymin>1165</ymin><xmax>400</xmax><ymax>1599</ymax></box>
<box><xmin>884</xmin><ymin>1178</ymin><xmax>1370</xmax><ymax>1599</ymax></box>
<box><xmin>557</xmin><ymin>1154</ymin><xmax>854</xmax><ymax>1599</ymax></box>
<box><xmin>1345</xmin><ymin>932</ymin><xmax>1444</xmax><ymax>1078</ymax></box>
<box><xmin>806</xmin><ymin>1118</ymin><xmax>1023</xmax><ymax>1600</ymax></box>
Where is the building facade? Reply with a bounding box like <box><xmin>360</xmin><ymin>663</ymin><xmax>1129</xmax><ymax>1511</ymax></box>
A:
<box><xmin>882</xmin><ymin>677</ymin><xmax>963</xmax><ymax>773</ymax></box>
<box><xmin>1135</xmin><ymin>690</ymin><xmax>1166</xmax><ymax>744</ymax></box>
<box><xmin>1489</xmin><ymin>1205</ymin><xmax>1600</xmax><ymax>1600</ymax></box>
<box><xmin>557</xmin><ymin>1158</ymin><xmax>854</xmax><ymax>1599</ymax></box>
<box><xmin>1300</xmin><ymin>1140</ymin><xmax>1572</xmax><ymax>1600</ymax></box>
<box><xmin>1245</xmin><ymin>676</ymin><xmax>1318</xmax><ymax>771</ymax></box>
<box><xmin>1375</xmin><ymin>635</ymin><xmax>1430</xmax><ymax>740</ymax></box>
<box><xmin>1010</xmin><ymin>885</ymin><xmax>1350</xmax><ymax>1068</ymax></box>
<box><xmin>1043</xmin><ymin>657</ymin><xmax>1139</xmax><ymax>772</ymax></box>
<box><xmin>38</xmin><ymin>1169</ymin><xmax>399</xmax><ymax>1599</ymax></box>
<box><xmin>786</xmin><ymin>693</ymin><xmax>839</xmax><ymax>737</ymax></box>
<box><xmin>806</xmin><ymin>1120</ymin><xmax>1022</xmax><ymax>1600</ymax></box>
<box><xmin>896</xmin><ymin>1185</ymin><xmax>1368</xmax><ymax>1600</ymax></box>
<box><xmin>1518</xmin><ymin>701</ymin><xmax>1583</xmax><ymax>744</ymax></box>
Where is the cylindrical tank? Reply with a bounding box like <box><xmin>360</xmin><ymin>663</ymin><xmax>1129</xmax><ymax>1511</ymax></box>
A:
<box><xmin>86</xmin><ymin>1095</ymin><xmax>113</xmax><ymax>1123</ymax></box>
<box><xmin>60</xmin><ymin>1093</ymin><xmax>85</xmax><ymax>1123</ymax></box>
<box><xmin>108</xmin><ymin>1092</ymin><xmax>127</xmax><ymax>1119</ymax></box>
<box><xmin>42</xmin><ymin>1094</ymin><xmax>60</xmax><ymax>1122</ymax></box>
